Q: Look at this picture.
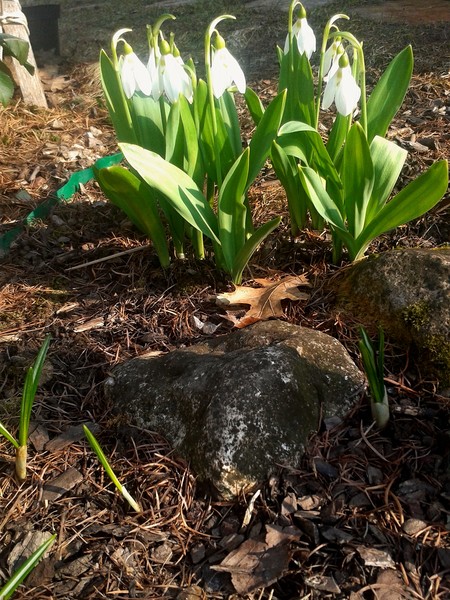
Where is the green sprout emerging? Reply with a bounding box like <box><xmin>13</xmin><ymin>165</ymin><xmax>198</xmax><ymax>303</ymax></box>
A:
<box><xmin>0</xmin><ymin>335</ymin><xmax>51</xmax><ymax>482</ymax></box>
<box><xmin>83</xmin><ymin>425</ymin><xmax>141</xmax><ymax>513</ymax></box>
<box><xmin>0</xmin><ymin>534</ymin><xmax>56</xmax><ymax>600</ymax></box>
<box><xmin>358</xmin><ymin>326</ymin><xmax>389</xmax><ymax>428</ymax></box>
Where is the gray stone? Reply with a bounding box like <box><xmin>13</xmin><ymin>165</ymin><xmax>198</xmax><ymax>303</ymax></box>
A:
<box><xmin>106</xmin><ymin>320</ymin><xmax>363</xmax><ymax>497</ymax></box>
<box><xmin>332</xmin><ymin>248</ymin><xmax>450</xmax><ymax>386</ymax></box>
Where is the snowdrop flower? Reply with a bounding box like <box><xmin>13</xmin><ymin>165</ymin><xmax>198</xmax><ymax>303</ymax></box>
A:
<box><xmin>322</xmin><ymin>53</ymin><xmax>361</xmax><ymax>116</ymax></box>
<box><xmin>156</xmin><ymin>39</ymin><xmax>193</xmax><ymax>103</ymax></box>
<box><xmin>284</xmin><ymin>5</ymin><xmax>316</xmax><ymax>59</ymax></box>
<box><xmin>119</xmin><ymin>42</ymin><xmax>152</xmax><ymax>99</ymax></box>
<box><xmin>210</xmin><ymin>33</ymin><xmax>246</xmax><ymax>99</ymax></box>
<box><xmin>147</xmin><ymin>46</ymin><xmax>160</xmax><ymax>98</ymax></box>
<box><xmin>323</xmin><ymin>37</ymin><xmax>344</xmax><ymax>81</ymax></box>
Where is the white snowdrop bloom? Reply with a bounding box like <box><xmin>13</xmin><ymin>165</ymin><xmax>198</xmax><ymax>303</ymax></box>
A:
<box><xmin>210</xmin><ymin>34</ymin><xmax>246</xmax><ymax>99</ymax></box>
<box><xmin>157</xmin><ymin>41</ymin><xmax>193</xmax><ymax>103</ymax></box>
<box><xmin>322</xmin><ymin>56</ymin><xmax>361</xmax><ymax>116</ymax></box>
<box><xmin>284</xmin><ymin>14</ymin><xmax>316</xmax><ymax>59</ymax></box>
<box><xmin>323</xmin><ymin>38</ymin><xmax>344</xmax><ymax>81</ymax></box>
<box><xmin>119</xmin><ymin>42</ymin><xmax>152</xmax><ymax>99</ymax></box>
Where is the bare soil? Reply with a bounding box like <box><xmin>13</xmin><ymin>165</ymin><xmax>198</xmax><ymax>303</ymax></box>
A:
<box><xmin>0</xmin><ymin>0</ymin><xmax>449</xmax><ymax>598</ymax></box>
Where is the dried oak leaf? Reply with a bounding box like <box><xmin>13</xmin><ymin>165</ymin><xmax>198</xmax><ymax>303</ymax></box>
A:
<box><xmin>216</xmin><ymin>275</ymin><xmax>310</xmax><ymax>328</ymax></box>
<box><xmin>211</xmin><ymin>532</ymin><xmax>292</xmax><ymax>595</ymax></box>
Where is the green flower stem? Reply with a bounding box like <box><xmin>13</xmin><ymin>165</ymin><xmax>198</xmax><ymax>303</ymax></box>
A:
<box><xmin>287</xmin><ymin>0</ymin><xmax>302</xmax><ymax>71</ymax></box>
<box><xmin>205</xmin><ymin>15</ymin><xmax>235</xmax><ymax>188</ymax></box>
<box><xmin>151</xmin><ymin>13</ymin><xmax>175</xmax><ymax>40</ymax></box>
<box><xmin>110</xmin><ymin>28</ymin><xmax>135</xmax><ymax>132</ymax></box>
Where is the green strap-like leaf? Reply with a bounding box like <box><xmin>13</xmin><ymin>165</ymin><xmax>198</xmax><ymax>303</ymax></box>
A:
<box><xmin>247</xmin><ymin>90</ymin><xmax>287</xmax><ymax>189</ymax></box>
<box><xmin>165</xmin><ymin>100</ymin><xmax>184</xmax><ymax>168</ymax></box>
<box><xmin>99</xmin><ymin>50</ymin><xmax>135</xmax><ymax>143</ymax></box>
<box><xmin>218</xmin><ymin>149</ymin><xmax>250</xmax><ymax>272</ymax></box>
<box><xmin>271</xmin><ymin>141</ymin><xmax>307</xmax><ymax>232</ymax></box>
<box><xmin>278</xmin><ymin>120</ymin><xmax>342</xmax><ymax>189</ymax></box>
<box><xmin>94</xmin><ymin>165</ymin><xmax>170</xmax><ymax>268</ymax></box>
<box><xmin>326</xmin><ymin>112</ymin><xmax>351</xmax><ymax>162</ymax></box>
<box><xmin>129</xmin><ymin>94</ymin><xmax>166</xmax><ymax>156</ymax></box>
<box><xmin>120</xmin><ymin>143</ymin><xmax>220</xmax><ymax>244</ymax></box>
<box><xmin>19</xmin><ymin>335</ymin><xmax>51</xmax><ymax>447</ymax></box>
<box><xmin>83</xmin><ymin>425</ymin><xmax>122</xmax><ymax>491</ymax></box>
<box><xmin>279</xmin><ymin>46</ymin><xmax>315</xmax><ymax>126</ymax></box>
<box><xmin>244</xmin><ymin>87</ymin><xmax>265</xmax><ymax>126</ymax></box>
<box><xmin>231</xmin><ymin>217</ymin><xmax>281</xmax><ymax>284</ymax></box>
<box><xmin>365</xmin><ymin>136</ymin><xmax>407</xmax><ymax>224</ymax></box>
<box><xmin>193</xmin><ymin>80</ymin><xmax>215</xmax><ymax>181</ymax></box>
<box><xmin>179</xmin><ymin>95</ymin><xmax>203</xmax><ymax>185</ymax></box>
<box><xmin>0</xmin><ymin>534</ymin><xmax>56</xmax><ymax>600</ymax></box>
<box><xmin>342</xmin><ymin>122</ymin><xmax>374</xmax><ymax>238</ymax></box>
<box><xmin>219</xmin><ymin>91</ymin><xmax>242</xmax><ymax>160</ymax></box>
<box><xmin>366</xmin><ymin>46</ymin><xmax>413</xmax><ymax>143</ymax></box>
<box><xmin>298</xmin><ymin>166</ymin><xmax>357</xmax><ymax>257</ymax></box>
<box><xmin>298</xmin><ymin>166</ymin><xmax>346</xmax><ymax>231</ymax></box>
<box><xmin>354</xmin><ymin>159</ymin><xmax>448</xmax><ymax>259</ymax></box>
<box><xmin>0</xmin><ymin>422</ymin><xmax>19</xmax><ymax>449</ymax></box>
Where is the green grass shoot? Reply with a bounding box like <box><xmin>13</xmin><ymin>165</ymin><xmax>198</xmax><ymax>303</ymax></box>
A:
<box><xmin>83</xmin><ymin>425</ymin><xmax>141</xmax><ymax>513</ymax></box>
<box><xmin>0</xmin><ymin>335</ymin><xmax>51</xmax><ymax>482</ymax></box>
<box><xmin>358</xmin><ymin>326</ymin><xmax>389</xmax><ymax>428</ymax></box>
<box><xmin>0</xmin><ymin>534</ymin><xmax>56</xmax><ymax>600</ymax></box>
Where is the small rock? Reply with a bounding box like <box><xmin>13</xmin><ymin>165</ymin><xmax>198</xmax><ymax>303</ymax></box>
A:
<box><xmin>190</xmin><ymin>543</ymin><xmax>206</xmax><ymax>564</ymax></box>
<box><xmin>367</xmin><ymin>465</ymin><xmax>384</xmax><ymax>485</ymax></box>
<box><xmin>321</xmin><ymin>526</ymin><xmax>353</xmax><ymax>544</ymax></box>
<box><xmin>402</xmin><ymin>518</ymin><xmax>428</xmax><ymax>536</ymax></box>
<box><xmin>313</xmin><ymin>458</ymin><xmax>338</xmax><ymax>479</ymax></box>
<box><xmin>304</xmin><ymin>574</ymin><xmax>341</xmax><ymax>594</ymax></box>
<box><xmin>151</xmin><ymin>542</ymin><xmax>173</xmax><ymax>563</ymax></box>
<box><xmin>356</xmin><ymin>546</ymin><xmax>395</xmax><ymax>569</ymax></box>
<box><xmin>219</xmin><ymin>534</ymin><xmax>245</xmax><ymax>552</ymax></box>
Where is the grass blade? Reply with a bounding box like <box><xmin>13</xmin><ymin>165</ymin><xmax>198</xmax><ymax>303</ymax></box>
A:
<box><xmin>0</xmin><ymin>534</ymin><xmax>55</xmax><ymax>600</ymax></box>
<box><xmin>83</xmin><ymin>425</ymin><xmax>141</xmax><ymax>513</ymax></box>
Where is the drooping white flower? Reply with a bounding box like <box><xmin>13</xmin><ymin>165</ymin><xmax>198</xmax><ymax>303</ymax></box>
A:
<box><xmin>119</xmin><ymin>42</ymin><xmax>152</xmax><ymax>99</ymax></box>
<box><xmin>322</xmin><ymin>54</ymin><xmax>361</xmax><ymax>116</ymax></box>
<box><xmin>283</xmin><ymin>9</ymin><xmax>316</xmax><ymax>58</ymax></box>
<box><xmin>323</xmin><ymin>37</ymin><xmax>343</xmax><ymax>81</ymax></box>
<box><xmin>147</xmin><ymin>46</ymin><xmax>161</xmax><ymax>99</ymax></box>
<box><xmin>210</xmin><ymin>33</ymin><xmax>246</xmax><ymax>99</ymax></box>
<box><xmin>156</xmin><ymin>40</ymin><xmax>193</xmax><ymax>103</ymax></box>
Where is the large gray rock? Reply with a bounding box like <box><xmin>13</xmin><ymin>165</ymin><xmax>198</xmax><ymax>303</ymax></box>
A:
<box><xmin>333</xmin><ymin>248</ymin><xmax>450</xmax><ymax>386</ymax></box>
<box><xmin>106</xmin><ymin>321</ymin><xmax>363</xmax><ymax>497</ymax></box>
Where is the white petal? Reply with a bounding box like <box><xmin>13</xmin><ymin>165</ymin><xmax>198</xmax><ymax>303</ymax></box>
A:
<box><xmin>322</xmin><ymin>71</ymin><xmax>338</xmax><ymax>110</ymax></box>
<box><xmin>295</xmin><ymin>18</ymin><xmax>316</xmax><ymax>59</ymax></box>
<box><xmin>334</xmin><ymin>67</ymin><xmax>360</xmax><ymax>116</ymax></box>
<box><xmin>119</xmin><ymin>55</ymin><xmax>136</xmax><ymax>99</ymax></box>
<box><xmin>162</xmin><ymin>54</ymin><xmax>193</xmax><ymax>103</ymax></box>
<box><xmin>323</xmin><ymin>45</ymin><xmax>334</xmax><ymax>76</ymax></box>
<box><xmin>211</xmin><ymin>47</ymin><xmax>246</xmax><ymax>98</ymax></box>
<box><xmin>324</xmin><ymin>56</ymin><xmax>340</xmax><ymax>82</ymax></box>
<box><xmin>226</xmin><ymin>50</ymin><xmax>246</xmax><ymax>93</ymax></box>
<box><xmin>130</xmin><ymin>54</ymin><xmax>152</xmax><ymax>96</ymax></box>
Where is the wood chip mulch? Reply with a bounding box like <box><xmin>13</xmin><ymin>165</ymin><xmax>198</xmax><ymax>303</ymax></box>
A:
<box><xmin>0</xmin><ymin>18</ymin><xmax>449</xmax><ymax>599</ymax></box>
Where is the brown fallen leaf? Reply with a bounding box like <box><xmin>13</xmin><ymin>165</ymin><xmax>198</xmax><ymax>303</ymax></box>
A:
<box><xmin>216</xmin><ymin>275</ymin><xmax>310</xmax><ymax>328</ymax></box>
<box><xmin>211</xmin><ymin>537</ymin><xmax>291</xmax><ymax>595</ymax></box>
